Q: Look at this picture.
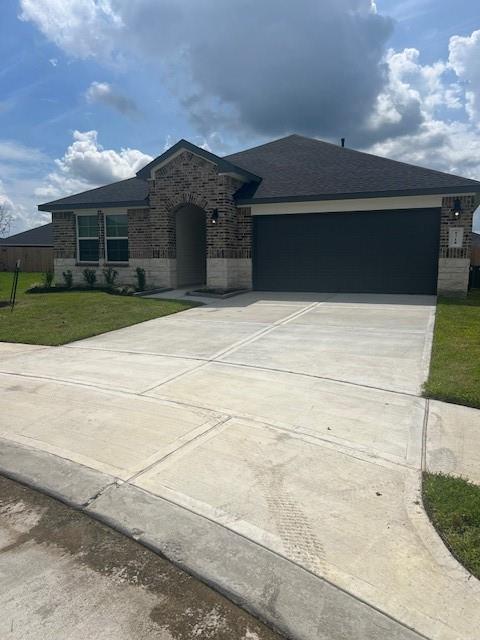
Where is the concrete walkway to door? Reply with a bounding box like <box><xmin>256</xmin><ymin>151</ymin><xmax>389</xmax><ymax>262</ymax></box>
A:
<box><xmin>0</xmin><ymin>292</ymin><xmax>479</xmax><ymax>640</ymax></box>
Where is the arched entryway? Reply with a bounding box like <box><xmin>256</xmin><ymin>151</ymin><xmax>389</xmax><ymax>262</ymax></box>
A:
<box><xmin>175</xmin><ymin>204</ymin><xmax>207</xmax><ymax>287</ymax></box>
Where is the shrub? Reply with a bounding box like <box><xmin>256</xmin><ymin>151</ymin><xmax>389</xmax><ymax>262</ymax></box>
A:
<box><xmin>82</xmin><ymin>268</ymin><xmax>97</xmax><ymax>288</ymax></box>
<box><xmin>43</xmin><ymin>271</ymin><xmax>54</xmax><ymax>288</ymax></box>
<box><xmin>135</xmin><ymin>267</ymin><xmax>146</xmax><ymax>291</ymax></box>
<box><xmin>62</xmin><ymin>270</ymin><xmax>73</xmax><ymax>289</ymax></box>
<box><xmin>103</xmin><ymin>266</ymin><xmax>118</xmax><ymax>288</ymax></box>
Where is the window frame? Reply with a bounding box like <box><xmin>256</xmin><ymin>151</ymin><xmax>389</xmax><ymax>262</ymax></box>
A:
<box><xmin>104</xmin><ymin>212</ymin><xmax>129</xmax><ymax>264</ymax></box>
<box><xmin>76</xmin><ymin>212</ymin><xmax>99</xmax><ymax>264</ymax></box>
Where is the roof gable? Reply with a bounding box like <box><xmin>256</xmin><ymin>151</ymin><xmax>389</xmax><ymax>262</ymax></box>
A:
<box><xmin>136</xmin><ymin>139</ymin><xmax>261</xmax><ymax>183</ymax></box>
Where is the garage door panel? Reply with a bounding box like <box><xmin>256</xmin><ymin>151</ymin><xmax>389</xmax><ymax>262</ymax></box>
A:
<box><xmin>253</xmin><ymin>209</ymin><xmax>440</xmax><ymax>294</ymax></box>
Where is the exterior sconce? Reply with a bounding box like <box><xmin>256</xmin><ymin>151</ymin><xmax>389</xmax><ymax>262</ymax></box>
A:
<box><xmin>211</xmin><ymin>209</ymin><xmax>219</xmax><ymax>224</ymax></box>
<box><xmin>452</xmin><ymin>198</ymin><xmax>462</xmax><ymax>218</ymax></box>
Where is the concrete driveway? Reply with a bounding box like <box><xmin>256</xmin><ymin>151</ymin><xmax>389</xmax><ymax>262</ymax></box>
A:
<box><xmin>1</xmin><ymin>292</ymin><xmax>479</xmax><ymax>640</ymax></box>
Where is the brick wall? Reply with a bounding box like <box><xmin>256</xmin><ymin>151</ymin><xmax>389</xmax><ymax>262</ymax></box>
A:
<box><xmin>149</xmin><ymin>151</ymin><xmax>244</xmax><ymax>259</ymax></box>
<box><xmin>236</xmin><ymin>207</ymin><xmax>252</xmax><ymax>258</ymax></box>
<box><xmin>128</xmin><ymin>208</ymin><xmax>152</xmax><ymax>259</ymax></box>
<box><xmin>437</xmin><ymin>194</ymin><xmax>477</xmax><ymax>295</ymax></box>
<box><xmin>52</xmin><ymin>211</ymin><xmax>75</xmax><ymax>259</ymax></box>
<box><xmin>439</xmin><ymin>195</ymin><xmax>475</xmax><ymax>259</ymax></box>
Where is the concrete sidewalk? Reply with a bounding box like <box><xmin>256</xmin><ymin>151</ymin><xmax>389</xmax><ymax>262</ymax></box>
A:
<box><xmin>0</xmin><ymin>292</ymin><xmax>479</xmax><ymax>640</ymax></box>
<box><xmin>426</xmin><ymin>400</ymin><xmax>480</xmax><ymax>484</ymax></box>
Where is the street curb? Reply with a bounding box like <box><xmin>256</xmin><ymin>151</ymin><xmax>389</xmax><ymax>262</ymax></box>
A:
<box><xmin>0</xmin><ymin>437</ymin><xmax>114</xmax><ymax>507</ymax></box>
<box><xmin>0</xmin><ymin>438</ymin><xmax>427</xmax><ymax>640</ymax></box>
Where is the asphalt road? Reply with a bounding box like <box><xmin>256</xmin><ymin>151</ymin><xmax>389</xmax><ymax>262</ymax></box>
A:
<box><xmin>0</xmin><ymin>475</ymin><xmax>283</xmax><ymax>640</ymax></box>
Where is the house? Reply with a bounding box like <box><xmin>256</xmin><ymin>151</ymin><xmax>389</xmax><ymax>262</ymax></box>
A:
<box><xmin>39</xmin><ymin>135</ymin><xmax>480</xmax><ymax>295</ymax></box>
<box><xmin>0</xmin><ymin>223</ymin><xmax>53</xmax><ymax>272</ymax></box>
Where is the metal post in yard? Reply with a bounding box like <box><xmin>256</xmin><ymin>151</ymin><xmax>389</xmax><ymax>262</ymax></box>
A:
<box><xmin>9</xmin><ymin>259</ymin><xmax>21</xmax><ymax>311</ymax></box>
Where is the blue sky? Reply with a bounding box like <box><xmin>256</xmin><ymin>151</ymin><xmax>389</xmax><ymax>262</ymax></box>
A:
<box><xmin>1</xmin><ymin>0</ymin><xmax>479</xmax><ymax>233</ymax></box>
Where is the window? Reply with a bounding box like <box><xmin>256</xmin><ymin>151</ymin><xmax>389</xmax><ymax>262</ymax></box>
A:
<box><xmin>77</xmin><ymin>214</ymin><xmax>99</xmax><ymax>262</ymax></box>
<box><xmin>105</xmin><ymin>214</ymin><xmax>129</xmax><ymax>262</ymax></box>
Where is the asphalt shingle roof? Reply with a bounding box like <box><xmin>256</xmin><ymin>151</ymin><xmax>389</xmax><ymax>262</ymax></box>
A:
<box><xmin>225</xmin><ymin>135</ymin><xmax>480</xmax><ymax>202</ymax></box>
<box><xmin>38</xmin><ymin>134</ymin><xmax>480</xmax><ymax>211</ymax></box>
<box><xmin>0</xmin><ymin>223</ymin><xmax>53</xmax><ymax>246</ymax></box>
<box><xmin>38</xmin><ymin>177</ymin><xmax>149</xmax><ymax>211</ymax></box>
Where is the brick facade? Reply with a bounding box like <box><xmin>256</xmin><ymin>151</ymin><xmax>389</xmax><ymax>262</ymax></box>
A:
<box><xmin>52</xmin><ymin>151</ymin><xmax>477</xmax><ymax>295</ymax></box>
<box><xmin>52</xmin><ymin>211</ymin><xmax>75</xmax><ymax>259</ymax></box>
<box><xmin>149</xmin><ymin>151</ymin><xmax>243</xmax><ymax>257</ymax></box>
<box><xmin>128</xmin><ymin>208</ymin><xmax>152</xmax><ymax>259</ymax></box>
<box><xmin>147</xmin><ymin>150</ymin><xmax>251</xmax><ymax>287</ymax></box>
<box><xmin>439</xmin><ymin>195</ymin><xmax>475</xmax><ymax>259</ymax></box>
<box><xmin>437</xmin><ymin>194</ymin><xmax>477</xmax><ymax>296</ymax></box>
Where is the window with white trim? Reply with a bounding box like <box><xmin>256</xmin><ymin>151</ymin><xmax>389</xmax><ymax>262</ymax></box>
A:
<box><xmin>77</xmin><ymin>214</ymin><xmax>99</xmax><ymax>262</ymax></box>
<box><xmin>105</xmin><ymin>214</ymin><xmax>129</xmax><ymax>262</ymax></box>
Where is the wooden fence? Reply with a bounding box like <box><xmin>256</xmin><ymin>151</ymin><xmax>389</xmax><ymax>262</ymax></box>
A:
<box><xmin>0</xmin><ymin>246</ymin><xmax>54</xmax><ymax>272</ymax></box>
<box><xmin>472</xmin><ymin>243</ymin><xmax>480</xmax><ymax>266</ymax></box>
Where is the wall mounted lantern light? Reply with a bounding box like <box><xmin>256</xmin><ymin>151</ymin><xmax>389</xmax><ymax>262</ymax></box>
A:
<box><xmin>452</xmin><ymin>198</ymin><xmax>463</xmax><ymax>218</ymax></box>
<box><xmin>211</xmin><ymin>209</ymin><xmax>219</xmax><ymax>224</ymax></box>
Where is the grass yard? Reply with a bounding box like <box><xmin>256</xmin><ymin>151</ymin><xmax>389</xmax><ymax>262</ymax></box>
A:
<box><xmin>0</xmin><ymin>271</ymin><xmax>196</xmax><ymax>346</ymax></box>
<box><xmin>424</xmin><ymin>290</ymin><xmax>480</xmax><ymax>408</ymax></box>
<box><xmin>423</xmin><ymin>472</ymin><xmax>480</xmax><ymax>580</ymax></box>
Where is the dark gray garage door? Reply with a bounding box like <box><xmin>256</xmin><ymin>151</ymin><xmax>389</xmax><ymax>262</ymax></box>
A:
<box><xmin>253</xmin><ymin>208</ymin><xmax>440</xmax><ymax>294</ymax></box>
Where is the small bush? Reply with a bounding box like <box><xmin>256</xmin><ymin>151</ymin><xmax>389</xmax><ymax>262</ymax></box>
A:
<box><xmin>62</xmin><ymin>270</ymin><xmax>73</xmax><ymax>288</ymax></box>
<box><xmin>43</xmin><ymin>271</ymin><xmax>54</xmax><ymax>288</ymax></box>
<box><xmin>135</xmin><ymin>267</ymin><xmax>146</xmax><ymax>291</ymax></box>
<box><xmin>103</xmin><ymin>266</ymin><xmax>118</xmax><ymax>288</ymax></box>
<box><xmin>82</xmin><ymin>268</ymin><xmax>97</xmax><ymax>288</ymax></box>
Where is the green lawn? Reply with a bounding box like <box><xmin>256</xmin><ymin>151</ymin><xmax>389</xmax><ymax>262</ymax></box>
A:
<box><xmin>0</xmin><ymin>272</ymin><xmax>195</xmax><ymax>346</ymax></box>
<box><xmin>424</xmin><ymin>290</ymin><xmax>480</xmax><ymax>408</ymax></box>
<box><xmin>423</xmin><ymin>472</ymin><xmax>480</xmax><ymax>580</ymax></box>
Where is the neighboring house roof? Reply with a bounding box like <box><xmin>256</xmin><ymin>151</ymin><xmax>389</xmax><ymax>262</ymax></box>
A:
<box><xmin>473</xmin><ymin>232</ymin><xmax>480</xmax><ymax>245</ymax></box>
<box><xmin>38</xmin><ymin>134</ymin><xmax>480</xmax><ymax>211</ymax></box>
<box><xmin>0</xmin><ymin>223</ymin><xmax>53</xmax><ymax>246</ymax></box>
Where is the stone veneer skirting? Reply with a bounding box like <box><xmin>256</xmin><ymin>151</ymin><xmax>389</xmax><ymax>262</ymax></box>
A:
<box><xmin>54</xmin><ymin>257</ymin><xmax>252</xmax><ymax>290</ymax></box>
<box><xmin>437</xmin><ymin>258</ymin><xmax>471</xmax><ymax>296</ymax></box>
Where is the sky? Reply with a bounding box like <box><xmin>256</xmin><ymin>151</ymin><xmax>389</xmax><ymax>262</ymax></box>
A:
<box><xmin>0</xmin><ymin>0</ymin><xmax>479</xmax><ymax>234</ymax></box>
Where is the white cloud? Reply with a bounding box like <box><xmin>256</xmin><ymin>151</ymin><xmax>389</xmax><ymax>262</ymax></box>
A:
<box><xmin>0</xmin><ymin>179</ymin><xmax>49</xmax><ymax>236</ymax></box>
<box><xmin>0</xmin><ymin>130</ymin><xmax>152</xmax><ymax>234</ymax></box>
<box><xmin>448</xmin><ymin>29</ymin><xmax>480</xmax><ymax>121</ymax></box>
<box><xmin>0</xmin><ymin>140</ymin><xmax>47</xmax><ymax>163</ymax></box>
<box><xmin>36</xmin><ymin>129</ymin><xmax>152</xmax><ymax>201</ymax></box>
<box><xmin>85</xmin><ymin>81</ymin><xmax>138</xmax><ymax>116</ymax></box>
<box><xmin>19</xmin><ymin>0</ymin><xmax>123</xmax><ymax>60</ymax></box>
<box><xmin>20</xmin><ymin>0</ymin><xmax>394</xmax><ymax>141</ymax></box>
<box><xmin>364</xmin><ymin>36</ymin><xmax>480</xmax><ymax>182</ymax></box>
